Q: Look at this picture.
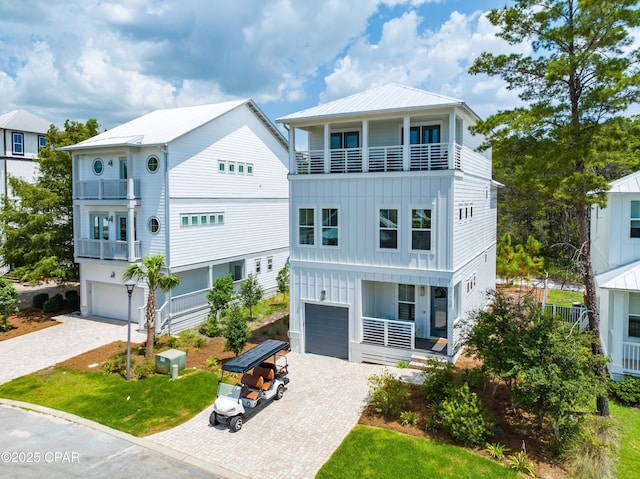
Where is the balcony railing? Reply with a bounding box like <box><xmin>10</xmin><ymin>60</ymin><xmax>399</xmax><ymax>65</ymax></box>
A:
<box><xmin>294</xmin><ymin>143</ymin><xmax>460</xmax><ymax>174</ymax></box>
<box><xmin>543</xmin><ymin>304</ymin><xmax>589</xmax><ymax>330</ymax></box>
<box><xmin>362</xmin><ymin>316</ymin><xmax>415</xmax><ymax>350</ymax></box>
<box><xmin>623</xmin><ymin>342</ymin><xmax>640</xmax><ymax>376</ymax></box>
<box><xmin>171</xmin><ymin>288</ymin><xmax>209</xmax><ymax>316</ymax></box>
<box><xmin>75</xmin><ymin>179</ymin><xmax>140</xmax><ymax>200</ymax></box>
<box><xmin>75</xmin><ymin>239</ymin><xmax>141</xmax><ymax>260</ymax></box>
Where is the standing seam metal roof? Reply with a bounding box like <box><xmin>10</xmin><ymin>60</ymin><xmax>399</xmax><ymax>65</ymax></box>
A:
<box><xmin>0</xmin><ymin>110</ymin><xmax>52</xmax><ymax>133</ymax></box>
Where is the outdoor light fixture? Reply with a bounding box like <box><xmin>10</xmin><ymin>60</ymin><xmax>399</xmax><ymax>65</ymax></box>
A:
<box><xmin>320</xmin><ymin>289</ymin><xmax>326</xmax><ymax>300</ymax></box>
<box><xmin>125</xmin><ymin>281</ymin><xmax>136</xmax><ymax>381</ymax></box>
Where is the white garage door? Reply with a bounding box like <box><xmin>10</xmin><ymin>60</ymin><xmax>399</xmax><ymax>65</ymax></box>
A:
<box><xmin>91</xmin><ymin>282</ymin><xmax>144</xmax><ymax>321</ymax></box>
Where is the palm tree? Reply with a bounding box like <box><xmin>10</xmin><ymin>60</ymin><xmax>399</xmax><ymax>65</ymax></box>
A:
<box><xmin>122</xmin><ymin>254</ymin><xmax>180</xmax><ymax>359</ymax></box>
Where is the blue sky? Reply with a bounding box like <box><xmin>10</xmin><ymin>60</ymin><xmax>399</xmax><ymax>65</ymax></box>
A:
<box><xmin>0</xmin><ymin>0</ymin><xmax>518</xmax><ymax>130</ymax></box>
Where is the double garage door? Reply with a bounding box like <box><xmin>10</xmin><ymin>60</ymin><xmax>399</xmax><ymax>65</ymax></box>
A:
<box><xmin>91</xmin><ymin>282</ymin><xmax>144</xmax><ymax>322</ymax></box>
<box><xmin>304</xmin><ymin>303</ymin><xmax>349</xmax><ymax>359</ymax></box>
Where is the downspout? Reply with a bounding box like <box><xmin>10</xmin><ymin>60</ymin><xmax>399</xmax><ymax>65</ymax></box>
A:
<box><xmin>162</xmin><ymin>144</ymin><xmax>172</xmax><ymax>335</ymax></box>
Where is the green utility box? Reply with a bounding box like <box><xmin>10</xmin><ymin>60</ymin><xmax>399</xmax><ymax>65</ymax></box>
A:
<box><xmin>155</xmin><ymin>349</ymin><xmax>186</xmax><ymax>374</ymax></box>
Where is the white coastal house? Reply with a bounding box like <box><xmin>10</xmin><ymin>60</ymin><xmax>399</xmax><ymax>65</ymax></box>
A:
<box><xmin>277</xmin><ymin>83</ymin><xmax>497</xmax><ymax>365</ymax></box>
<box><xmin>592</xmin><ymin>171</ymin><xmax>640</xmax><ymax>378</ymax></box>
<box><xmin>63</xmin><ymin>100</ymin><xmax>289</xmax><ymax>333</ymax></box>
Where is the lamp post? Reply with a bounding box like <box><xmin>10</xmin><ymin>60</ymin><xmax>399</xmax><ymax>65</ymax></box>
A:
<box><xmin>125</xmin><ymin>281</ymin><xmax>136</xmax><ymax>381</ymax></box>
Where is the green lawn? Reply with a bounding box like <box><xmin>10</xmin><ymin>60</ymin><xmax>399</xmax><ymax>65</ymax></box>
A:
<box><xmin>316</xmin><ymin>425</ymin><xmax>519</xmax><ymax>479</ymax></box>
<box><xmin>546</xmin><ymin>289</ymin><xmax>584</xmax><ymax>306</ymax></box>
<box><xmin>612</xmin><ymin>402</ymin><xmax>640</xmax><ymax>478</ymax></box>
<box><xmin>0</xmin><ymin>367</ymin><xmax>217</xmax><ymax>436</ymax></box>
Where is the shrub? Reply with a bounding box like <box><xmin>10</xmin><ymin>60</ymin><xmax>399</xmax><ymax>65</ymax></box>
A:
<box><xmin>64</xmin><ymin>290</ymin><xmax>78</xmax><ymax>299</ymax></box>
<box><xmin>506</xmin><ymin>451</ymin><xmax>535</xmax><ymax>476</ymax></box>
<box><xmin>199</xmin><ymin>312</ymin><xmax>222</xmax><ymax>337</ymax></box>
<box><xmin>396</xmin><ymin>360</ymin><xmax>409</xmax><ymax>369</ymax></box>
<box><xmin>43</xmin><ymin>294</ymin><xmax>64</xmax><ymax>313</ymax></box>
<box><xmin>486</xmin><ymin>443</ymin><xmax>508</xmax><ymax>461</ymax></box>
<box><xmin>134</xmin><ymin>362</ymin><xmax>155</xmax><ymax>379</ymax></box>
<box><xmin>438</xmin><ymin>383</ymin><xmax>493</xmax><ymax>446</ymax></box>
<box><xmin>206</xmin><ymin>356</ymin><xmax>221</xmax><ymax>375</ymax></box>
<box><xmin>421</xmin><ymin>359</ymin><xmax>456</xmax><ymax>406</ymax></box>
<box><xmin>424</xmin><ymin>414</ymin><xmax>440</xmax><ymax>432</ymax></box>
<box><xmin>400</xmin><ymin>410</ymin><xmax>418</xmax><ymax>426</ymax></box>
<box><xmin>65</xmin><ymin>291</ymin><xmax>79</xmax><ymax>310</ymax></box>
<box><xmin>368</xmin><ymin>368</ymin><xmax>410</xmax><ymax>416</ymax></box>
<box><xmin>32</xmin><ymin>293</ymin><xmax>49</xmax><ymax>309</ymax></box>
<box><xmin>194</xmin><ymin>335</ymin><xmax>206</xmax><ymax>350</ymax></box>
<box><xmin>570</xmin><ymin>415</ymin><xmax>620</xmax><ymax>479</ymax></box>
<box><xmin>101</xmin><ymin>354</ymin><xmax>127</xmax><ymax>376</ymax></box>
<box><xmin>166</xmin><ymin>336</ymin><xmax>179</xmax><ymax>348</ymax></box>
<box><xmin>463</xmin><ymin>366</ymin><xmax>486</xmax><ymax>389</ymax></box>
<box><xmin>608</xmin><ymin>375</ymin><xmax>640</xmax><ymax>405</ymax></box>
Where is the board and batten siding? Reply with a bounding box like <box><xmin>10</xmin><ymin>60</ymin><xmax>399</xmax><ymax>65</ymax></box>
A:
<box><xmin>598</xmin><ymin>194</ymin><xmax>640</xmax><ymax>269</ymax></box>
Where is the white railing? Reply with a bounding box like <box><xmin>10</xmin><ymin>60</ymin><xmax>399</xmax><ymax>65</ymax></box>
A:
<box><xmin>369</xmin><ymin>145</ymin><xmax>403</xmax><ymax>172</ymax></box>
<box><xmin>295</xmin><ymin>150</ymin><xmax>324</xmax><ymax>174</ymax></box>
<box><xmin>330</xmin><ymin>148</ymin><xmax>363</xmax><ymax>173</ymax></box>
<box><xmin>170</xmin><ymin>288</ymin><xmax>209</xmax><ymax>316</ymax></box>
<box><xmin>409</xmin><ymin>143</ymin><xmax>449</xmax><ymax>170</ymax></box>
<box><xmin>454</xmin><ymin>144</ymin><xmax>462</xmax><ymax>169</ymax></box>
<box><xmin>362</xmin><ymin>317</ymin><xmax>415</xmax><ymax>350</ymax></box>
<box><xmin>138</xmin><ymin>302</ymin><xmax>168</xmax><ymax>333</ymax></box>
<box><xmin>623</xmin><ymin>342</ymin><xmax>640</xmax><ymax>375</ymax></box>
<box><xmin>75</xmin><ymin>239</ymin><xmax>141</xmax><ymax>261</ymax></box>
<box><xmin>75</xmin><ymin>179</ymin><xmax>140</xmax><ymax>199</ymax></box>
<box><xmin>543</xmin><ymin>304</ymin><xmax>589</xmax><ymax>330</ymax></box>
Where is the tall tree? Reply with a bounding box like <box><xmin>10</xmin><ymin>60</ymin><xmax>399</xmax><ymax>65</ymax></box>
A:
<box><xmin>122</xmin><ymin>254</ymin><xmax>180</xmax><ymax>358</ymax></box>
<box><xmin>239</xmin><ymin>273</ymin><xmax>263</xmax><ymax>320</ymax></box>
<box><xmin>0</xmin><ymin>119</ymin><xmax>99</xmax><ymax>283</ymax></box>
<box><xmin>469</xmin><ymin>0</ymin><xmax>640</xmax><ymax>416</ymax></box>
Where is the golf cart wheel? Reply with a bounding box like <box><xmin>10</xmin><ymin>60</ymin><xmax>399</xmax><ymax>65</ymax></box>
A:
<box><xmin>274</xmin><ymin>384</ymin><xmax>285</xmax><ymax>400</ymax></box>
<box><xmin>230</xmin><ymin>415</ymin><xmax>243</xmax><ymax>432</ymax></box>
<box><xmin>209</xmin><ymin>411</ymin><xmax>218</xmax><ymax>426</ymax></box>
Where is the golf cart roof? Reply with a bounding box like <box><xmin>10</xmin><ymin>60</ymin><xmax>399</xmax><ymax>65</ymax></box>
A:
<box><xmin>222</xmin><ymin>340</ymin><xmax>289</xmax><ymax>373</ymax></box>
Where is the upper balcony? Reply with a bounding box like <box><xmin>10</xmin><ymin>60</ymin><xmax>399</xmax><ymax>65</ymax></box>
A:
<box><xmin>74</xmin><ymin>178</ymin><xmax>140</xmax><ymax>200</ymax></box>
<box><xmin>293</xmin><ymin>142</ymin><xmax>463</xmax><ymax>175</ymax></box>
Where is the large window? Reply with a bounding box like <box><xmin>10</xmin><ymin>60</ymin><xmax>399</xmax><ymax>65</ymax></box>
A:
<box><xmin>379</xmin><ymin>209</ymin><xmax>398</xmax><ymax>249</ymax></box>
<box><xmin>631</xmin><ymin>201</ymin><xmax>640</xmax><ymax>238</ymax></box>
<box><xmin>90</xmin><ymin>214</ymin><xmax>109</xmax><ymax>240</ymax></box>
<box><xmin>409</xmin><ymin>125</ymin><xmax>440</xmax><ymax>145</ymax></box>
<box><xmin>411</xmin><ymin>209</ymin><xmax>432</xmax><ymax>251</ymax></box>
<box><xmin>322</xmin><ymin>208</ymin><xmax>339</xmax><ymax>246</ymax></box>
<box><xmin>12</xmin><ymin>132</ymin><xmax>24</xmax><ymax>155</ymax></box>
<box><xmin>38</xmin><ymin>135</ymin><xmax>46</xmax><ymax>150</ymax></box>
<box><xmin>398</xmin><ymin>284</ymin><xmax>415</xmax><ymax>321</ymax></box>
<box><xmin>330</xmin><ymin>131</ymin><xmax>359</xmax><ymax>149</ymax></box>
<box><xmin>630</xmin><ymin>293</ymin><xmax>640</xmax><ymax>338</ymax></box>
<box><xmin>299</xmin><ymin>208</ymin><xmax>314</xmax><ymax>245</ymax></box>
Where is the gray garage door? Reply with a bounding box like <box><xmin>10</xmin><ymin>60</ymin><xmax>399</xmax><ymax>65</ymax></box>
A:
<box><xmin>305</xmin><ymin>303</ymin><xmax>349</xmax><ymax>359</ymax></box>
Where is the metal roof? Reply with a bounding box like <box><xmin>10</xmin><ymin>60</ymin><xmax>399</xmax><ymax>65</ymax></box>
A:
<box><xmin>608</xmin><ymin>170</ymin><xmax>640</xmax><ymax>194</ymax></box>
<box><xmin>63</xmin><ymin>99</ymin><xmax>287</xmax><ymax>151</ymax></box>
<box><xmin>277</xmin><ymin>83</ymin><xmax>479</xmax><ymax>123</ymax></box>
<box><xmin>597</xmin><ymin>260</ymin><xmax>640</xmax><ymax>291</ymax></box>
<box><xmin>0</xmin><ymin>110</ymin><xmax>52</xmax><ymax>134</ymax></box>
<box><xmin>222</xmin><ymin>339</ymin><xmax>289</xmax><ymax>373</ymax></box>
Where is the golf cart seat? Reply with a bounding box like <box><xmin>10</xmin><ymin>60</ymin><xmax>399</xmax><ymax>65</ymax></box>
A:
<box><xmin>253</xmin><ymin>365</ymin><xmax>275</xmax><ymax>390</ymax></box>
<box><xmin>241</xmin><ymin>373</ymin><xmax>264</xmax><ymax>401</ymax></box>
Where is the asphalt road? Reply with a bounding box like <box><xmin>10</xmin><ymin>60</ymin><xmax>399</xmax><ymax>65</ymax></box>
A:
<box><xmin>0</xmin><ymin>404</ymin><xmax>233</xmax><ymax>479</ymax></box>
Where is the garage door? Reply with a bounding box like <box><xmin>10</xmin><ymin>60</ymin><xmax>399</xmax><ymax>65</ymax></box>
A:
<box><xmin>305</xmin><ymin>303</ymin><xmax>349</xmax><ymax>359</ymax></box>
<box><xmin>92</xmin><ymin>282</ymin><xmax>144</xmax><ymax>321</ymax></box>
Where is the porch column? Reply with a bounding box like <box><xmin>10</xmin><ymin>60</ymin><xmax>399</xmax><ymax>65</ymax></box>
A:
<box><xmin>448</xmin><ymin>111</ymin><xmax>456</xmax><ymax>170</ymax></box>
<box><xmin>611</xmin><ymin>290</ymin><xmax>626</xmax><ymax>377</ymax></box>
<box><xmin>447</xmin><ymin>286</ymin><xmax>454</xmax><ymax>357</ymax></box>
<box><xmin>127</xmin><ymin>196</ymin><xmax>135</xmax><ymax>262</ymax></box>
<box><xmin>403</xmin><ymin>116</ymin><xmax>410</xmax><ymax>171</ymax></box>
<box><xmin>324</xmin><ymin>123</ymin><xmax>331</xmax><ymax>173</ymax></box>
<box><xmin>208</xmin><ymin>265</ymin><xmax>213</xmax><ymax>289</ymax></box>
<box><xmin>288</xmin><ymin>126</ymin><xmax>296</xmax><ymax>173</ymax></box>
<box><xmin>362</xmin><ymin>119</ymin><xmax>369</xmax><ymax>172</ymax></box>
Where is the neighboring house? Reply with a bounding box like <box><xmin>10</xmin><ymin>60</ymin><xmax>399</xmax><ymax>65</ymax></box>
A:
<box><xmin>63</xmin><ymin>100</ymin><xmax>289</xmax><ymax>333</ymax></box>
<box><xmin>276</xmin><ymin>83</ymin><xmax>497</xmax><ymax>365</ymax></box>
<box><xmin>592</xmin><ymin>171</ymin><xmax>640</xmax><ymax>378</ymax></box>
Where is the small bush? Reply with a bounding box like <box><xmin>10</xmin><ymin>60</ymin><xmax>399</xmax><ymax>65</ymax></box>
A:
<box><xmin>506</xmin><ymin>451</ymin><xmax>535</xmax><ymax>476</ymax></box>
<box><xmin>400</xmin><ymin>410</ymin><xmax>418</xmax><ymax>426</ymax></box>
<box><xmin>32</xmin><ymin>293</ymin><xmax>49</xmax><ymax>309</ymax></box>
<box><xmin>608</xmin><ymin>375</ymin><xmax>640</xmax><ymax>405</ymax></box>
<box><xmin>43</xmin><ymin>294</ymin><xmax>64</xmax><ymax>313</ymax></box>
<box><xmin>368</xmin><ymin>368</ymin><xmax>410</xmax><ymax>416</ymax></box>
<box><xmin>64</xmin><ymin>290</ymin><xmax>78</xmax><ymax>299</ymax></box>
<box><xmin>101</xmin><ymin>354</ymin><xmax>127</xmax><ymax>376</ymax></box>
<box><xmin>424</xmin><ymin>414</ymin><xmax>440</xmax><ymax>432</ymax></box>
<box><xmin>166</xmin><ymin>336</ymin><xmax>179</xmax><ymax>348</ymax></box>
<box><xmin>570</xmin><ymin>415</ymin><xmax>620</xmax><ymax>479</ymax></box>
<box><xmin>194</xmin><ymin>335</ymin><xmax>206</xmax><ymax>350</ymax></box>
<box><xmin>396</xmin><ymin>360</ymin><xmax>409</xmax><ymax>369</ymax></box>
<box><xmin>199</xmin><ymin>313</ymin><xmax>222</xmax><ymax>337</ymax></box>
<box><xmin>206</xmin><ymin>356</ymin><xmax>221</xmax><ymax>374</ymax></box>
<box><xmin>421</xmin><ymin>359</ymin><xmax>456</xmax><ymax>406</ymax></box>
<box><xmin>486</xmin><ymin>443</ymin><xmax>508</xmax><ymax>461</ymax></box>
<box><xmin>65</xmin><ymin>292</ymin><xmax>80</xmax><ymax>310</ymax></box>
<box><xmin>462</xmin><ymin>366</ymin><xmax>486</xmax><ymax>389</ymax></box>
<box><xmin>134</xmin><ymin>362</ymin><xmax>155</xmax><ymax>379</ymax></box>
<box><xmin>438</xmin><ymin>383</ymin><xmax>493</xmax><ymax>446</ymax></box>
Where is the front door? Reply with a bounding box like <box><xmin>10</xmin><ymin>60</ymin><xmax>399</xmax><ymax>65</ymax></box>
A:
<box><xmin>119</xmin><ymin>157</ymin><xmax>128</xmax><ymax>179</ymax></box>
<box><xmin>430</xmin><ymin>286</ymin><xmax>447</xmax><ymax>338</ymax></box>
<box><xmin>90</xmin><ymin>214</ymin><xmax>109</xmax><ymax>240</ymax></box>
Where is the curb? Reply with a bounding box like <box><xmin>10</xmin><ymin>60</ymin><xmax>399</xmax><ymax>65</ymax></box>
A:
<box><xmin>0</xmin><ymin>398</ymin><xmax>250</xmax><ymax>479</ymax></box>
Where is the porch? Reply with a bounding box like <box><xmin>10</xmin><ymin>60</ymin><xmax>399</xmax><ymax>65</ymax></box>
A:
<box><xmin>75</xmin><ymin>239</ymin><xmax>141</xmax><ymax>261</ymax></box>
<box><xmin>623</xmin><ymin>342</ymin><xmax>640</xmax><ymax>376</ymax></box>
<box><xmin>74</xmin><ymin>178</ymin><xmax>140</xmax><ymax>200</ymax></box>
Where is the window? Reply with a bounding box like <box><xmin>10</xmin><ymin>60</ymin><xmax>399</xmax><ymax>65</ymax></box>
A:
<box><xmin>255</xmin><ymin>259</ymin><xmax>261</xmax><ymax>274</ymax></box>
<box><xmin>180</xmin><ymin>213</ymin><xmax>224</xmax><ymax>227</ymax></box>
<box><xmin>218</xmin><ymin>161</ymin><xmax>226</xmax><ymax>173</ymax></box>
<box><xmin>93</xmin><ymin>158</ymin><xmax>104</xmax><ymax>175</ymax></box>
<box><xmin>209</xmin><ymin>215</ymin><xmax>216</xmax><ymax>224</ymax></box>
<box><xmin>322</xmin><ymin>208</ymin><xmax>338</xmax><ymax>246</ymax></box>
<box><xmin>90</xmin><ymin>214</ymin><xmax>109</xmax><ymax>240</ymax></box>
<box><xmin>630</xmin><ymin>293</ymin><xmax>640</xmax><ymax>338</ymax></box>
<box><xmin>466</xmin><ymin>274</ymin><xmax>477</xmax><ymax>294</ymax></box>
<box><xmin>200</xmin><ymin>215</ymin><xmax>207</xmax><ymax>224</ymax></box>
<box><xmin>299</xmin><ymin>208</ymin><xmax>314</xmax><ymax>245</ymax></box>
<box><xmin>147</xmin><ymin>155</ymin><xmax>159</xmax><ymax>173</ymax></box>
<box><xmin>191</xmin><ymin>215</ymin><xmax>198</xmax><ymax>225</ymax></box>
<box><xmin>330</xmin><ymin>131</ymin><xmax>359</xmax><ymax>149</ymax></box>
<box><xmin>12</xmin><ymin>132</ymin><xmax>24</xmax><ymax>155</ymax></box>
<box><xmin>238</xmin><ymin>163</ymin><xmax>245</xmax><ymax>174</ymax></box>
<box><xmin>267</xmin><ymin>257</ymin><xmax>273</xmax><ymax>271</ymax></box>
<box><xmin>379</xmin><ymin>209</ymin><xmax>398</xmax><ymax>249</ymax></box>
<box><xmin>148</xmin><ymin>217</ymin><xmax>160</xmax><ymax>234</ymax></box>
<box><xmin>181</xmin><ymin>216</ymin><xmax>189</xmax><ymax>226</ymax></box>
<box><xmin>229</xmin><ymin>162</ymin><xmax>235</xmax><ymax>173</ymax></box>
<box><xmin>247</xmin><ymin>164</ymin><xmax>253</xmax><ymax>175</ymax></box>
<box><xmin>218</xmin><ymin>214</ymin><xmax>224</xmax><ymax>224</ymax></box>
<box><xmin>38</xmin><ymin>135</ymin><xmax>46</xmax><ymax>150</ymax></box>
<box><xmin>412</xmin><ymin>209</ymin><xmax>432</xmax><ymax>251</ymax></box>
<box><xmin>398</xmin><ymin>284</ymin><xmax>415</xmax><ymax>321</ymax></box>
<box><xmin>631</xmin><ymin>201</ymin><xmax>640</xmax><ymax>238</ymax></box>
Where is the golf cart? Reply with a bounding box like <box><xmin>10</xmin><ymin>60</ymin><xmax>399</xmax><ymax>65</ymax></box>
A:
<box><xmin>210</xmin><ymin>339</ymin><xmax>289</xmax><ymax>432</ymax></box>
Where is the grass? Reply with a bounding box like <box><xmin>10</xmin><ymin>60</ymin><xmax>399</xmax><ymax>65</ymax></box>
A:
<box><xmin>0</xmin><ymin>367</ymin><xmax>217</xmax><ymax>436</ymax></box>
<box><xmin>316</xmin><ymin>425</ymin><xmax>519</xmax><ymax>479</ymax></box>
<box><xmin>546</xmin><ymin>289</ymin><xmax>584</xmax><ymax>306</ymax></box>
<box><xmin>612</xmin><ymin>402</ymin><xmax>640</xmax><ymax>478</ymax></box>
<box><xmin>247</xmin><ymin>293</ymin><xmax>288</xmax><ymax>321</ymax></box>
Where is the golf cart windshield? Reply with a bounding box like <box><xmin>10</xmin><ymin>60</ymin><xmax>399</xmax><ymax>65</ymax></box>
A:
<box><xmin>217</xmin><ymin>382</ymin><xmax>242</xmax><ymax>400</ymax></box>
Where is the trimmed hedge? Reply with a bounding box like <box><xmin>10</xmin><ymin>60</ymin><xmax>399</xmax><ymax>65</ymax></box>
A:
<box><xmin>32</xmin><ymin>293</ymin><xmax>49</xmax><ymax>309</ymax></box>
<box><xmin>43</xmin><ymin>294</ymin><xmax>64</xmax><ymax>314</ymax></box>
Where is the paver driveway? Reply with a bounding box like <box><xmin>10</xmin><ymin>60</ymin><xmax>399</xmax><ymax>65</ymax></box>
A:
<box><xmin>149</xmin><ymin>352</ymin><xmax>421</xmax><ymax>479</ymax></box>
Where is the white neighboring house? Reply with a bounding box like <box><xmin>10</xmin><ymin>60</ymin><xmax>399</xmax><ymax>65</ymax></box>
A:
<box><xmin>277</xmin><ymin>83</ymin><xmax>497</xmax><ymax>365</ymax></box>
<box><xmin>0</xmin><ymin>110</ymin><xmax>52</xmax><ymax>274</ymax></box>
<box><xmin>592</xmin><ymin>171</ymin><xmax>640</xmax><ymax>378</ymax></box>
<box><xmin>63</xmin><ymin>100</ymin><xmax>289</xmax><ymax>334</ymax></box>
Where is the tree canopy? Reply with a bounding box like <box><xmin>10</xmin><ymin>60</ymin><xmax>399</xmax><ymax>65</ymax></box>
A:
<box><xmin>0</xmin><ymin>119</ymin><xmax>99</xmax><ymax>283</ymax></box>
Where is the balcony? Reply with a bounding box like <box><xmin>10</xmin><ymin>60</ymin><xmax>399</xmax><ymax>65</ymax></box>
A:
<box><xmin>294</xmin><ymin>142</ymin><xmax>462</xmax><ymax>175</ymax></box>
<box><xmin>75</xmin><ymin>239</ymin><xmax>141</xmax><ymax>261</ymax></box>
<box><xmin>623</xmin><ymin>342</ymin><xmax>640</xmax><ymax>376</ymax></box>
<box><xmin>362</xmin><ymin>316</ymin><xmax>415</xmax><ymax>350</ymax></box>
<box><xmin>75</xmin><ymin>179</ymin><xmax>140</xmax><ymax>200</ymax></box>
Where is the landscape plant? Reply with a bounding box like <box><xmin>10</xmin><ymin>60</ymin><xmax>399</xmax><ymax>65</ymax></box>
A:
<box><xmin>438</xmin><ymin>383</ymin><xmax>493</xmax><ymax>446</ymax></box>
<box><xmin>203</xmin><ymin>274</ymin><xmax>235</xmax><ymax>336</ymax></box>
<box><xmin>367</xmin><ymin>368</ymin><xmax>410</xmax><ymax>416</ymax></box>
<box><xmin>239</xmin><ymin>273</ymin><xmax>263</xmax><ymax>320</ymax></box>
<box><xmin>608</xmin><ymin>375</ymin><xmax>640</xmax><ymax>406</ymax></box>
<box><xmin>421</xmin><ymin>359</ymin><xmax>456</xmax><ymax>406</ymax></box>
<box><xmin>0</xmin><ymin>278</ymin><xmax>19</xmax><ymax>332</ymax></box>
<box><xmin>222</xmin><ymin>303</ymin><xmax>251</xmax><ymax>356</ymax></box>
<box><xmin>570</xmin><ymin>414</ymin><xmax>620</xmax><ymax>479</ymax></box>
<box><xmin>276</xmin><ymin>263</ymin><xmax>289</xmax><ymax>296</ymax></box>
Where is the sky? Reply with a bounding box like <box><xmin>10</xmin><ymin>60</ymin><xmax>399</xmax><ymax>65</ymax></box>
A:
<box><xmin>0</xmin><ymin>0</ymin><xmax>526</xmax><ymax>131</ymax></box>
